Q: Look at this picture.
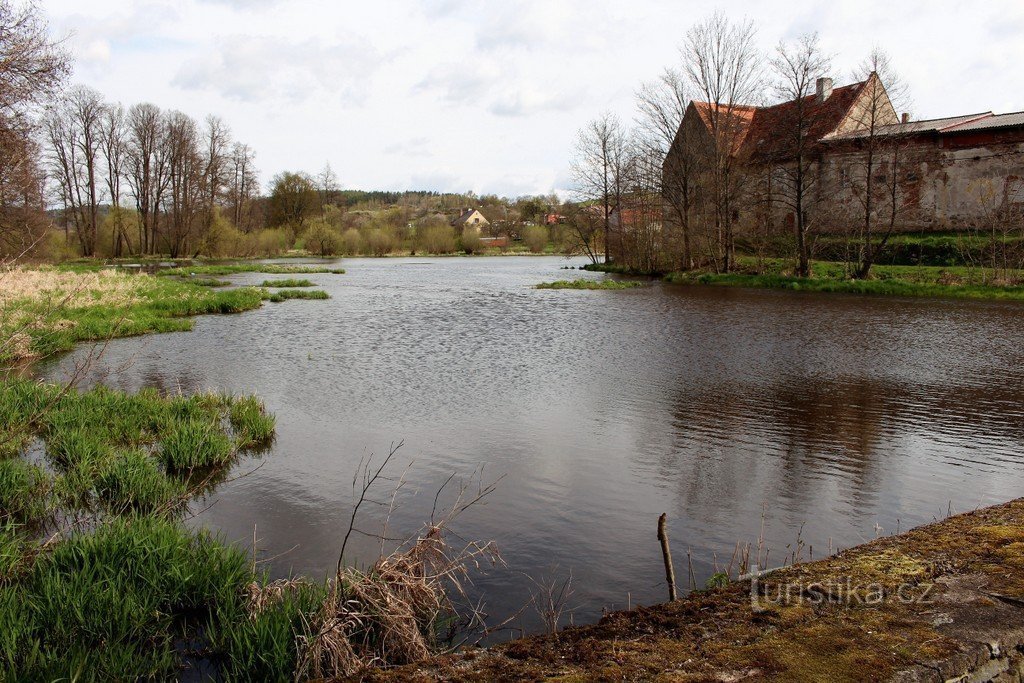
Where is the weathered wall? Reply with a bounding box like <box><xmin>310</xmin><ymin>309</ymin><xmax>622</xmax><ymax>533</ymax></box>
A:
<box><xmin>815</xmin><ymin>130</ymin><xmax>1024</xmax><ymax>232</ymax></box>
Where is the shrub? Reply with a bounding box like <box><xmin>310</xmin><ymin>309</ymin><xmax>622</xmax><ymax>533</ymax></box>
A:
<box><xmin>523</xmin><ymin>224</ymin><xmax>549</xmax><ymax>253</ymax></box>
<box><xmin>365</xmin><ymin>227</ymin><xmax>397</xmax><ymax>256</ymax></box>
<box><xmin>304</xmin><ymin>220</ymin><xmax>342</xmax><ymax>256</ymax></box>
<box><xmin>159</xmin><ymin>420</ymin><xmax>233</xmax><ymax>472</ymax></box>
<box><xmin>341</xmin><ymin>228</ymin><xmax>364</xmax><ymax>255</ymax></box>
<box><xmin>416</xmin><ymin>224</ymin><xmax>456</xmax><ymax>254</ymax></box>
<box><xmin>461</xmin><ymin>227</ymin><xmax>482</xmax><ymax>254</ymax></box>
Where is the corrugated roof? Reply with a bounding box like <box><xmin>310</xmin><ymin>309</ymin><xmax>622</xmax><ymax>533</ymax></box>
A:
<box><xmin>823</xmin><ymin>111</ymin><xmax>1024</xmax><ymax>141</ymax></box>
<box><xmin>942</xmin><ymin>111</ymin><xmax>1024</xmax><ymax>132</ymax></box>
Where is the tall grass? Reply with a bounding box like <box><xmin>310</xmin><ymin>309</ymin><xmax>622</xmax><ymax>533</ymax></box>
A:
<box><xmin>0</xmin><ymin>517</ymin><xmax>252</xmax><ymax>679</ymax></box>
<box><xmin>0</xmin><ymin>379</ymin><xmax>298</xmax><ymax>679</ymax></box>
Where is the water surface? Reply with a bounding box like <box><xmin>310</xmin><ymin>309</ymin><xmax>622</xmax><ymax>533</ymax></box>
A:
<box><xmin>40</xmin><ymin>256</ymin><xmax>1024</xmax><ymax>635</ymax></box>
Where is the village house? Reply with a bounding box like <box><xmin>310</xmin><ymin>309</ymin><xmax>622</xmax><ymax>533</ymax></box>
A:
<box><xmin>450</xmin><ymin>208</ymin><xmax>490</xmax><ymax>232</ymax></box>
<box><xmin>664</xmin><ymin>73</ymin><xmax>1024</xmax><ymax>235</ymax></box>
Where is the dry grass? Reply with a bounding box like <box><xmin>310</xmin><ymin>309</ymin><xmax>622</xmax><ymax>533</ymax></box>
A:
<box><xmin>297</xmin><ymin>525</ymin><xmax>499</xmax><ymax>679</ymax></box>
<box><xmin>0</xmin><ymin>267</ymin><xmax>146</xmax><ymax>309</ymax></box>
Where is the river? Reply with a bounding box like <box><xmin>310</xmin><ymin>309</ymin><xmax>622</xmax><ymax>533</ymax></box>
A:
<box><xmin>38</xmin><ymin>255</ymin><xmax>1024</xmax><ymax>636</ymax></box>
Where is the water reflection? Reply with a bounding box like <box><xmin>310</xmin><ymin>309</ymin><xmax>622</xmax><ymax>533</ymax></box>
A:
<box><xmin>36</xmin><ymin>256</ymin><xmax>1024</xmax><ymax>634</ymax></box>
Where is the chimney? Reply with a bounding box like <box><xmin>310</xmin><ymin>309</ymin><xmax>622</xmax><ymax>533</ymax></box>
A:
<box><xmin>815</xmin><ymin>77</ymin><xmax>834</xmax><ymax>103</ymax></box>
<box><xmin>901</xmin><ymin>112</ymin><xmax>910</xmax><ymax>124</ymax></box>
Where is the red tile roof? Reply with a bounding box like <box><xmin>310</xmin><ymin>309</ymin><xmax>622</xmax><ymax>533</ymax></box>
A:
<box><xmin>688</xmin><ymin>80</ymin><xmax>869</xmax><ymax>160</ymax></box>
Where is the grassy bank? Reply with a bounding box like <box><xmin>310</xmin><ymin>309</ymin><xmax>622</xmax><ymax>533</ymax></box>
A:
<box><xmin>0</xmin><ymin>267</ymin><xmax>333</xmax><ymax>363</ymax></box>
<box><xmin>0</xmin><ymin>379</ymin><xmax>330</xmax><ymax>679</ymax></box>
<box><xmin>535</xmin><ymin>279</ymin><xmax>647</xmax><ymax>290</ymax></box>
<box><xmin>665</xmin><ymin>259</ymin><xmax>1024</xmax><ymax>302</ymax></box>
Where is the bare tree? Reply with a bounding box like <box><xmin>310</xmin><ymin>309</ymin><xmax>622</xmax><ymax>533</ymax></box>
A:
<box><xmin>202</xmin><ymin>115</ymin><xmax>231</xmax><ymax>231</ymax></box>
<box><xmin>163</xmin><ymin>110</ymin><xmax>203</xmax><ymax>257</ymax></box>
<box><xmin>99</xmin><ymin>103</ymin><xmax>130</xmax><ymax>256</ymax></box>
<box><xmin>46</xmin><ymin>86</ymin><xmax>106</xmax><ymax>256</ymax></box>
<box><xmin>0</xmin><ymin>0</ymin><xmax>69</xmax><ymax>256</ymax></box>
<box><xmin>843</xmin><ymin>48</ymin><xmax>906</xmax><ymax>278</ymax></box>
<box><xmin>637</xmin><ymin>68</ymin><xmax>694</xmax><ymax>269</ymax></box>
<box><xmin>316</xmin><ymin>162</ymin><xmax>340</xmax><ymax>211</ymax></box>
<box><xmin>126</xmin><ymin>103</ymin><xmax>168</xmax><ymax>254</ymax></box>
<box><xmin>768</xmin><ymin>33</ymin><xmax>832</xmax><ymax>276</ymax></box>
<box><xmin>228</xmin><ymin>142</ymin><xmax>259</xmax><ymax>231</ymax></box>
<box><xmin>571</xmin><ymin>112</ymin><xmax>627</xmax><ymax>263</ymax></box>
<box><xmin>681</xmin><ymin>12</ymin><xmax>764</xmax><ymax>272</ymax></box>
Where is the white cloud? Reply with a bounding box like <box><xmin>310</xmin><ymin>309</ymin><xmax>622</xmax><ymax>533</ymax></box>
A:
<box><xmin>172</xmin><ymin>34</ymin><xmax>380</xmax><ymax>104</ymax></box>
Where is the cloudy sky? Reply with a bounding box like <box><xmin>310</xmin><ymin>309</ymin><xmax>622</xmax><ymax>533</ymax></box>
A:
<box><xmin>41</xmin><ymin>0</ymin><xmax>1024</xmax><ymax>197</ymax></box>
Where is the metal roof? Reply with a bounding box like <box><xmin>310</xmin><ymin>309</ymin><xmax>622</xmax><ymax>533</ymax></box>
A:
<box><xmin>942</xmin><ymin>111</ymin><xmax>1024</xmax><ymax>132</ymax></box>
<box><xmin>824</xmin><ymin>111</ymin><xmax>1024</xmax><ymax>140</ymax></box>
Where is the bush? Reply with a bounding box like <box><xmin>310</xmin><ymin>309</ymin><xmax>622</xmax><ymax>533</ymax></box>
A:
<box><xmin>304</xmin><ymin>220</ymin><xmax>342</xmax><ymax>256</ymax></box>
<box><xmin>416</xmin><ymin>224</ymin><xmax>456</xmax><ymax>254</ymax></box>
<box><xmin>523</xmin><ymin>224</ymin><xmax>549</xmax><ymax>253</ymax></box>
<box><xmin>341</xmin><ymin>228</ymin><xmax>364</xmax><ymax>255</ymax></box>
<box><xmin>461</xmin><ymin>227</ymin><xmax>482</xmax><ymax>254</ymax></box>
<box><xmin>256</xmin><ymin>228</ymin><xmax>291</xmax><ymax>256</ymax></box>
<box><xmin>365</xmin><ymin>227</ymin><xmax>397</xmax><ymax>256</ymax></box>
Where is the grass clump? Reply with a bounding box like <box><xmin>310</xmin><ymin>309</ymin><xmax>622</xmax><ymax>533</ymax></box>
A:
<box><xmin>665</xmin><ymin>261</ymin><xmax>1024</xmax><ymax>302</ymax></box>
<box><xmin>159</xmin><ymin>419</ymin><xmax>234</xmax><ymax>473</ymax></box>
<box><xmin>260</xmin><ymin>278</ymin><xmax>315</xmax><ymax>288</ymax></box>
<box><xmin>0</xmin><ymin>517</ymin><xmax>252</xmax><ymax>679</ymax></box>
<box><xmin>229</xmin><ymin>396</ymin><xmax>276</xmax><ymax>448</ymax></box>
<box><xmin>267</xmin><ymin>288</ymin><xmax>330</xmax><ymax>302</ymax></box>
<box><xmin>0</xmin><ymin>459</ymin><xmax>49</xmax><ymax>523</ymax></box>
<box><xmin>535</xmin><ymin>279</ymin><xmax>647</xmax><ymax>290</ymax></box>
<box><xmin>94</xmin><ymin>450</ymin><xmax>186</xmax><ymax>514</ymax></box>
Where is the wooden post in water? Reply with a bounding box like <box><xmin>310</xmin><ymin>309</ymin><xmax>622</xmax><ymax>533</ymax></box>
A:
<box><xmin>657</xmin><ymin>513</ymin><xmax>677</xmax><ymax>601</ymax></box>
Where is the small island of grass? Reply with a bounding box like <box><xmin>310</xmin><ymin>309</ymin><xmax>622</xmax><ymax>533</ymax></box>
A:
<box><xmin>259</xmin><ymin>278</ymin><xmax>315</xmax><ymax>288</ymax></box>
<box><xmin>265</xmin><ymin>288</ymin><xmax>330</xmax><ymax>302</ymax></box>
<box><xmin>535</xmin><ymin>279</ymin><xmax>647</xmax><ymax>290</ymax></box>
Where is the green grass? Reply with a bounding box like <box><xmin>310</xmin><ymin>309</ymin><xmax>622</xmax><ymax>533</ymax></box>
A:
<box><xmin>0</xmin><ymin>517</ymin><xmax>252</xmax><ymax>679</ymax></box>
<box><xmin>665</xmin><ymin>258</ymin><xmax>1024</xmax><ymax>302</ymax></box>
<box><xmin>259</xmin><ymin>278</ymin><xmax>315</xmax><ymax>288</ymax></box>
<box><xmin>535</xmin><ymin>279</ymin><xmax>648</xmax><ymax>290</ymax></box>
<box><xmin>267</xmin><ymin>288</ymin><xmax>330</xmax><ymax>302</ymax></box>
<box><xmin>229</xmin><ymin>396</ymin><xmax>276</xmax><ymax>449</ymax></box>
<box><xmin>157</xmin><ymin>264</ymin><xmax>345</xmax><ymax>276</ymax></box>
<box><xmin>0</xmin><ymin>379</ymin><xmax>325</xmax><ymax>679</ymax></box>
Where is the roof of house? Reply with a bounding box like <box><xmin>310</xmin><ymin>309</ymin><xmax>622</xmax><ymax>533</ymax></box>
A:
<box><xmin>687</xmin><ymin>79</ymin><xmax>870</xmax><ymax>158</ymax></box>
<box><xmin>745</xmin><ymin>81</ymin><xmax>867</xmax><ymax>156</ymax></box>
<box><xmin>451</xmin><ymin>208</ymin><xmax>489</xmax><ymax>226</ymax></box>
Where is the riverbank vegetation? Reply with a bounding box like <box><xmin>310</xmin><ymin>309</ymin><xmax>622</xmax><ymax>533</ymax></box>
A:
<box><xmin>583</xmin><ymin>257</ymin><xmax>1024</xmax><ymax>302</ymax></box>
<box><xmin>0</xmin><ymin>265</ymin><xmax>335</xmax><ymax>363</ymax></box>
<box><xmin>0</xmin><ymin>376</ymin><xmax>496</xmax><ymax>679</ymax></box>
<box><xmin>535</xmin><ymin>279</ymin><xmax>647</xmax><ymax>290</ymax></box>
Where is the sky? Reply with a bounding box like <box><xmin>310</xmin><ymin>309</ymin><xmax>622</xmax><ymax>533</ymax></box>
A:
<box><xmin>40</xmin><ymin>0</ymin><xmax>1024</xmax><ymax>198</ymax></box>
